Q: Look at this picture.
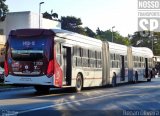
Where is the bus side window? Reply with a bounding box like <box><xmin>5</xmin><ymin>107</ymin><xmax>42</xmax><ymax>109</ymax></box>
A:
<box><xmin>86</xmin><ymin>49</ymin><xmax>89</xmax><ymax>67</ymax></box>
<box><xmin>99</xmin><ymin>52</ymin><xmax>102</xmax><ymax>68</ymax></box>
<box><xmin>77</xmin><ymin>47</ymin><xmax>82</xmax><ymax>67</ymax></box>
<box><xmin>74</xmin><ymin>46</ymin><xmax>82</xmax><ymax>67</ymax></box>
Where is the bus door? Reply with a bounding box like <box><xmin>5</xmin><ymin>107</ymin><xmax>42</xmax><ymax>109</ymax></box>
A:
<box><xmin>145</xmin><ymin>58</ymin><xmax>148</xmax><ymax>78</ymax></box>
<box><xmin>120</xmin><ymin>55</ymin><xmax>125</xmax><ymax>81</ymax></box>
<box><xmin>62</xmin><ymin>46</ymin><xmax>72</xmax><ymax>85</ymax></box>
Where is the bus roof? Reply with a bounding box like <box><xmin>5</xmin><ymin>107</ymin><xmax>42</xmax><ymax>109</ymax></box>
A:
<box><xmin>131</xmin><ymin>47</ymin><xmax>153</xmax><ymax>58</ymax></box>
<box><xmin>52</xmin><ymin>29</ymin><xmax>102</xmax><ymax>47</ymax></box>
<box><xmin>9</xmin><ymin>29</ymin><xmax>55</xmax><ymax>37</ymax></box>
<box><xmin>108</xmin><ymin>42</ymin><xmax>128</xmax><ymax>55</ymax></box>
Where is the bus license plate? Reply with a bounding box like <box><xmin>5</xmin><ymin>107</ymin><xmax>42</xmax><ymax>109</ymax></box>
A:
<box><xmin>19</xmin><ymin>77</ymin><xmax>32</xmax><ymax>82</ymax></box>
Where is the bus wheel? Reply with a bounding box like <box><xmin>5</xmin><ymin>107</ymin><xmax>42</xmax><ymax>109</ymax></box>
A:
<box><xmin>134</xmin><ymin>71</ymin><xmax>138</xmax><ymax>83</ymax></box>
<box><xmin>34</xmin><ymin>86</ymin><xmax>50</xmax><ymax>93</ymax></box>
<box><xmin>112</xmin><ymin>73</ymin><xmax>117</xmax><ymax>87</ymax></box>
<box><xmin>75</xmin><ymin>73</ymin><xmax>83</xmax><ymax>92</ymax></box>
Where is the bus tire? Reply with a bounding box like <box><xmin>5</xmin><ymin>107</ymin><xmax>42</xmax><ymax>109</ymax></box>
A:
<box><xmin>112</xmin><ymin>73</ymin><xmax>117</xmax><ymax>87</ymax></box>
<box><xmin>75</xmin><ymin>73</ymin><xmax>83</xmax><ymax>92</ymax></box>
<box><xmin>34</xmin><ymin>85</ymin><xmax>50</xmax><ymax>93</ymax></box>
<box><xmin>134</xmin><ymin>71</ymin><xmax>138</xmax><ymax>83</ymax></box>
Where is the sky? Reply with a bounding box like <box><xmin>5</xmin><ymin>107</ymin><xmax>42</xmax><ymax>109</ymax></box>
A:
<box><xmin>6</xmin><ymin>0</ymin><xmax>138</xmax><ymax>37</ymax></box>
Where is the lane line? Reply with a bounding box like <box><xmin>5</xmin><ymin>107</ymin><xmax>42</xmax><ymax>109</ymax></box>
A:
<box><xmin>1</xmin><ymin>81</ymin><xmax>159</xmax><ymax>113</ymax></box>
<box><xmin>0</xmin><ymin>84</ymin><xmax>147</xmax><ymax>106</ymax></box>
<box><xmin>18</xmin><ymin>88</ymin><xmax>146</xmax><ymax>114</ymax></box>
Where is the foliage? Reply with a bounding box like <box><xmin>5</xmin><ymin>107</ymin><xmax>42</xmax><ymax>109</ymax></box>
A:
<box><xmin>43</xmin><ymin>10</ymin><xmax>58</xmax><ymax>20</ymax></box>
<box><xmin>84</xmin><ymin>27</ymin><xmax>96</xmax><ymax>38</ymax></box>
<box><xmin>0</xmin><ymin>0</ymin><xmax>8</xmax><ymax>21</ymax></box>
<box><xmin>95</xmin><ymin>28</ymin><xmax>130</xmax><ymax>45</ymax></box>
<box><xmin>95</xmin><ymin>28</ymin><xmax>112</xmax><ymax>41</ymax></box>
<box><xmin>152</xmin><ymin>32</ymin><xmax>160</xmax><ymax>55</ymax></box>
<box><xmin>130</xmin><ymin>31</ymin><xmax>160</xmax><ymax>55</ymax></box>
<box><xmin>61</xmin><ymin>16</ymin><xmax>86</xmax><ymax>34</ymax></box>
<box><xmin>130</xmin><ymin>31</ymin><xmax>151</xmax><ymax>47</ymax></box>
<box><xmin>61</xmin><ymin>16</ymin><xmax>97</xmax><ymax>38</ymax></box>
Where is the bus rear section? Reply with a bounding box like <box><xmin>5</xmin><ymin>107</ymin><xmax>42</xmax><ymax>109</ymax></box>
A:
<box><xmin>4</xmin><ymin>29</ymin><xmax>63</xmax><ymax>91</ymax></box>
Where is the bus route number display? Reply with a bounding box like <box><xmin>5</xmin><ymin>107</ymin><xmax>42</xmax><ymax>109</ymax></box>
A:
<box><xmin>22</xmin><ymin>41</ymin><xmax>35</xmax><ymax>47</ymax></box>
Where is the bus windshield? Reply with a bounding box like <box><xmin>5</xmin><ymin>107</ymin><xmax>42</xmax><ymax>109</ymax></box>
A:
<box><xmin>9</xmin><ymin>37</ymin><xmax>53</xmax><ymax>61</ymax></box>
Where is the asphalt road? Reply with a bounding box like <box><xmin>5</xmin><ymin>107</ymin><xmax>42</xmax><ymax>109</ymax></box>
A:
<box><xmin>1</xmin><ymin>78</ymin><xmax>160</xmax><ymax>116</ymax></box>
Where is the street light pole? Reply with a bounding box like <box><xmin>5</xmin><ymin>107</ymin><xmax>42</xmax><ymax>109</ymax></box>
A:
<box><xmin>150</xmin><ymin>31</ymin><xmax>154</xmax><ymax>52</ymax></box>
<box><xmin>112</xmin><ymin>26</ymin><xmax>115</xmax><ymax>42</ymax></box>
<box><xmin>39</xmin><ymin>2</ymin><xmax>44</xmax><ymax>28</ymax></box>
<box><xmin>152</xmin><ymin>36</ymin><xmax>153</xmax><ymax>52</ymax></box>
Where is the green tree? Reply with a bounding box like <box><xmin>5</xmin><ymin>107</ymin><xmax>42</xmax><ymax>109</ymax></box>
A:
<box><xmin>0</xmin><ymin>0</ymin><xmax>9</xmax><ymax>21</ymax></box>
<box><xmin>96</xmin><ymin>27</ymin><xmax>102</xmax><ymax>35</ymax></box>
<box><xmin>131</xmin><ymin>31</ymin><xmax>153</xmax><ymax>47</ymax></box>
<box><xmin>130</xmin><ymin>31</ymin><xmax>160</xmax><ymax>55</ymax></box>
<box><xmin>113</xmin><ymin>32</ymin><xmax>130</xmax><ymax>45</ymax></box>
<box><xmin>95</xmin><ymin>28</ymin><xmax>130</xmax><ymax>45</ymax></box>
<box><xmin>43</xmin><ymin>10</ymin><xmax>58</xmax><ymax>20</ymax></box>
<box><xmin>84</xmin><ymin>27</ymin><xmax>96</xmax><ymax>38</ymax></box>
<box><xmin>153</xmin><ymin>32</ymin><xmax>160</xmax><ymax>55</ymax></box>
<box><xmin>95</xmin><ymin>28</ymin><xmax>112</xmax><ymax>41</ymax></box>
<box><xmin>61</xmin><ymin>16</ymin><xmax>86</xmax><ymax>34</ymax></box>
<box><xmin>43</xmin><ymin>12</ymin><xmax>52</xmax><ymax>20</ymax></box>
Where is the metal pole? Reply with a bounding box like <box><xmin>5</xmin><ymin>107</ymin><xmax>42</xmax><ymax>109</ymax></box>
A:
<box><xmin>112</xmin><ymin>29</ymin><xmax>113</xmax><ymax>42</ymax></box>
<box><xmin>112</xmin><ymin>26</ymin><xmax>115</xmax><ymax>42</ymax></box>
<box><xmin>39</xmin><ymin>2</ymin><xmax>44</xmax><ymax>28</ymax></box>
<box><xmin>152</xmin><ymin>33</ymin><xmax>153</xmax><ymax>52</ymax></box>
<box><xmin>150</xmin><ymin>31</ymin><xmax>154</xmax><ymax>52</ymax></box>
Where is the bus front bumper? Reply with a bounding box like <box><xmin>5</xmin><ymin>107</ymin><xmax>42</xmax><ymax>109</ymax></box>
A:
<box><xmin>4</xmin><ymin>75</ymin><xmax>54</xmax><ymax>86</ymax></box>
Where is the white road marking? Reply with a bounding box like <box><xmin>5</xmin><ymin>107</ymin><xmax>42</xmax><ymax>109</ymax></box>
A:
<box><xmin>18</xmin><ymin>88</ymin><xmax>146</xmax><ymax>114</ymax></box>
